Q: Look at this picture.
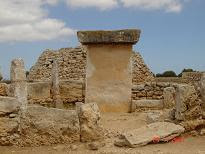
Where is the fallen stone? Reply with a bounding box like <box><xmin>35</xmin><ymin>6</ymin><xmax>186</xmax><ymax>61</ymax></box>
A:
<box><xmin>0</xmin><ymin>118</ymin><xmax>19</xmax><ymax>134</ymax></box>
<box><xmin>77</xmin><ymin>103</ymin><xmax>104</xmax><ymax>142</ymax></box>
<box><xmin>0</xmin><ymin>96</ymin><xmax>20</xmax><ymax>116</ymax></box>
<box><xmin>133</xmin><ymin>99</ymin><xmax>164</xmax><ymax>109</ymax></box>
<box><xmin>200</xmin><ymin>128</ymin><xmax>205</xmax><ymax>136</ymax></box>
<box><xmin>116</xmin><ymin>122</ymin><xmax>185</xmax><ymax>148</ymax></box>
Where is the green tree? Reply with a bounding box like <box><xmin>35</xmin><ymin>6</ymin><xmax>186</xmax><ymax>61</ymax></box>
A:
<box><xmin>156</xmin><ymin>70</ymin><xmax>177</xmax><ymax>77</ymax></box>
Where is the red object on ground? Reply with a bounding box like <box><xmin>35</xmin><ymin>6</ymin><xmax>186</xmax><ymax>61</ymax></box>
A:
<box><xmin>171</xmin><ymin>136</ymin><xmax>184</xmax><ymax>143</ymax></box>
<box><xmin>152</xmin><ymin>136</ymin><xmax>160</xmax><ymax>143</ymax></box>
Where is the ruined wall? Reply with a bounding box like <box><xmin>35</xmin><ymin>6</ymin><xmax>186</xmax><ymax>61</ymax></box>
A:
<box><xmin>28</xmin><ymin>48</ymin><xmax>153</xmax><ymax>84</ymax></box>
<box><xmin>132</xmin><ymin>52</ymin><xmax>154</xmax><ymax>84</ymax></box>
<box><xmin>28</xmin><ymin>47</ymin><xmax>86</xmax><ymax>82</ymax></box>
<box><xmin>132</xmin><ymin>82</ymin><xmax>174</xmax><ymax>101</ymax></box>
<box><xmin>27</xmin><ymin>80</ymin><xmax>85</xmax><ymax>108</ymax></box>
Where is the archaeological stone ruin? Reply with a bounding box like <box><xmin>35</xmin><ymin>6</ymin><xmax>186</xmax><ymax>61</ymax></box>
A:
<box><xmin>0</xmin><ymin>29</ymin><xmax>205</xmax><ymax>148</ymax></box>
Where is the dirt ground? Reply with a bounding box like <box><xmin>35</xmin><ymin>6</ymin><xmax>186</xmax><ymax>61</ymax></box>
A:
<box><xmin>1</xmin><ymin>112</ymin><xmax>205</xmax><ymax>154</ymax></box>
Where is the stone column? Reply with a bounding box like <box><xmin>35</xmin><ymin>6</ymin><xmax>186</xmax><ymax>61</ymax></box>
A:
<box><xmin>51</xmin><ymin>60</ymin><xmax>63</xmax><ymax>108</ymax></box>
<box><xmin>200</xmin><ymin>73</ymin><xmax>205</xmax><ymax>109</ymax></box>
<box><xmin>10</xmin><ymin>59</ymin><xmax>27</xmax><ymax>116</ymax></box>
<box><xmin>77</xmin><ymin>29</ymin><xmax>141</xmax><ymax>112</ymax></box>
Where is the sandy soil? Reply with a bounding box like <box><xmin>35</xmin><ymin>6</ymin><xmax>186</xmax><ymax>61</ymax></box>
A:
<box><xmin>1</xmin><ymin>112</ymin><xmax>205</xmax><ymax>154</ymax></box>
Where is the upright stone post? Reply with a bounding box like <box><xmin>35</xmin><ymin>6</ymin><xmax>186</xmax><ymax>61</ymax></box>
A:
<box><xmin>10</xmin><ymin>59</ymin><xmax>27</xmax><ymax>116</ymax></box>
<box><xmin>200</xmin><ymin>73</ymin><xmax>205</xmax><ymax>109</ymax></box>
<box><xmin>51</xmin><ymin>60</ymin><xmax>63</xmax><ymax>108</ymax></box>
<box><xmin>77</xmin><ymin>29</ymin><xmax>141</xmax><ymax>112</ymax></box>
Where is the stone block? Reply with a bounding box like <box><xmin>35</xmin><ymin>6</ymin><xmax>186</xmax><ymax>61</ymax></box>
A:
<box><xmin>21</xmin><ymin>105</ymin><xmax>80</xmax><ymax>146</ymax></box>
<box><xmin>0</xmin><ymin>96</ymin><xmax>20</xmax><ymax>116</ymax></box>
<box><xmin>77</xmin><ymin>29</ymin><xmax>141</xmax><ymax>44</ymax></box>
<box><xmin>27</xmin><ymin>82</ymin><xmax>51</xmax><ymax>99</ymax></box>
<box><xmin>163</xmin><ymin>87</ymin><xmax>176</xmax><ymax>109</ymax></box>
<box><xmin>133</xmin><ymin>99</ymin><xmax>164</xmax><ymax>109</ymax></box>
<box><xmin>77</xmin><ymin>103</ymin><xmax>104</xmax><ymax>142</ymax></box>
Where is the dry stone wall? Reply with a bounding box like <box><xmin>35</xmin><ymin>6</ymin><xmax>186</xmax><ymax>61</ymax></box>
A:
<box><xmin>28</xmin><ymin>47</ymin><xmax>86</xmax><ymax>82</ymax></box>
<box><xmin>132</xmin><ymin>52</ymin><xmax>154</xmax><ymax>84</ymax></box>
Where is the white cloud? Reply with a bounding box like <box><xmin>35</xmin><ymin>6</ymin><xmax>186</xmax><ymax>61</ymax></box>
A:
<box><xmin>120</xmin><ymin>0</ymin><xmax>184</xmax><ymax>13</ymax></box>
<box><xmin>66</xmin><ymin>0</ymin><xmax>118</xmax><ymax>10</ymax></box>
<box><xmin>0</xmin><ymin>0</ymin><xmax>75</xmax><ymax>42</ymax></box>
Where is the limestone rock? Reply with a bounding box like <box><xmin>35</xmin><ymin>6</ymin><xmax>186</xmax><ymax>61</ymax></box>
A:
<box><xmin>77</xmin><ymin>103</ymin><xmax>104</xmax><ymax>142</ymax></box>
<box><xmin>163</xmin><ymin>87</ymin><xmax>175</xmax><ymax>109</ymax></box>
<box><xmin>175</xmin><ymin>84</ymin><xmax>199</xmax><ymax>120</ymax></box>
<box><xmin>0</xmin><ymin>83</ymin><xmax>8</xmax><ymax>96</ymax></box>
<box><xmin>10</xmin><ymin>59</ymin><xmax>26</xmax><ymax>82</ymax></box>
<box><xmin>0</xmin><ymin>96</ymin><xmax>20</xmax><ymax>116</ymax></box>
<box><xmin>87</xmin><ymin>141</ymin><xmax>105</xmax><ymax>150</ymax></box>
<box><xmin>116</xmin><ymin>122</ymin><xmax>185</xmax><ymax>148</ymax></box>
<box><xmin>77</xmin><ymin>29</ymin><xmax>141</xmax><ymax>44</ymax></box>
<box><xmin>21</xmin><ymin>105</ymin><xmax>80</xmax><ymax>146</ymax></box>
<box><xmin>133</xmin><ymin>99</ymin><xmax>164</xmax><ymax>109</ymax></box>
<box><xmin>146</xmin><ymin>109</ymin><xmax>175</xmax><ymax>124</ymax></box>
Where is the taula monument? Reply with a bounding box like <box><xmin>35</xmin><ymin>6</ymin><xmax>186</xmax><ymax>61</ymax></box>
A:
<box><xmin>77</xmin><ymin>29</ymin><xmax>141</xmax><ymax>112</ymax></box>
<box><xmin>1</xmin><ymin>29</ymin><xmax>204</xmax><ymax>149</ymax></box>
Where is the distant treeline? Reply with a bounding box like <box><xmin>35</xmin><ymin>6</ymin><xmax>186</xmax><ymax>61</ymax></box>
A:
<box><xmin>155</xmin><ymin>68</ymin><xmax>195</xmax><ymax>78</ymax></box>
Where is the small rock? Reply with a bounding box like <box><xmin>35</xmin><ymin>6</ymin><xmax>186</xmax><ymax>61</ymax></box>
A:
<box><xmin>70</xmin><ymin>145</ymin><xmax>77</xmax><ymax>151</ymax></box>
<box><xmin>9</xmin><ymin>114</ymin><xmax>17</xmax><ymax>118</ymax></box>
<box><xmin>200</xmin><ymin>128</ymin><xmax>205</xmax><ymax>136</ymax></box>
<box><xmin>87</xmin><ymin>142</ymin><xmax>105</xmax><ymax>150</ymax></box>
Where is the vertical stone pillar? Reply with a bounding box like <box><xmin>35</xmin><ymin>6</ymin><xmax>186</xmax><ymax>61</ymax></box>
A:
<box><xmin>51</xmin><ymin>60</ymin><xmax>63</xmax><ymax>108</ymax></box>
<box><xmin>200</xmin><ymin>73</ymin><xmax>205</xmax><ymax>109</ymax></box>
<box><xmin>77</xmin><ymin>29</ymin><xmax>141</xmax><ymax>112</ymax></box>
<box><xmin>10</xmin><ymin>59</ymin><xmax>27</xmax><ymax>115</ymax></box>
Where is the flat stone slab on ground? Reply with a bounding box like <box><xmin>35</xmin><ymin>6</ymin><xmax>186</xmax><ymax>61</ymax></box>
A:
<box><xmin>116</xmin><ymin>122</ymin><xmax>185</xmax><ymax>148</ymax></box>
<box><xmin>0</xmin><ymin>96</ymin><xmax>20</xmax><ymax>115</ymax></box>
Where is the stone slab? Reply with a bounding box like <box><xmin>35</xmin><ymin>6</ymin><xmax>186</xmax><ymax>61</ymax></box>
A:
<box><xmin>0</xmin><ymin>96</ymin><xmax>20</xmax><ymax>115</ymax></box>
<box><xmin>117</xmin><ymin>122</ymin><xmax>185</xmax><ymax>148</ymax></box>
<box><xmin>77</xmin><ymin>29</ymin><xmax>141</xmax><ymax>44</ymax></box>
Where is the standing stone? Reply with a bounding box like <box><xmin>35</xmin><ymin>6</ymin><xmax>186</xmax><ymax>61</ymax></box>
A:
<box><xmin>10</xmin><ymin>59</ymin><xmax>27</xmax><ymax>115</ymax></box>
<box><xmin>77</xmin><ymin>103</ymin><xmax>104</xmax><ymax>142</ymax></box>
<box><xmin>175</xmin><ymin>84</ymin><xmax>197</xmax><ymax>120</ymax></box>
<box><xmin>163</xmin><ymin>87</ymin><xmax>176</xmax><ymax>109</ymax></box>
<box><xmin>77</xmin><ymin>29</ymin><xmax>141</xmax><ymax>112</ymax></box>
<box><xmin>200</xmin><ymin>73</ymin><xmax>205</xmax><ymax>109</ymax></box>
<box><xmin>51</xmin><ymin>60</ymin><xmax>63</xmax><ymax>108</ymax></box>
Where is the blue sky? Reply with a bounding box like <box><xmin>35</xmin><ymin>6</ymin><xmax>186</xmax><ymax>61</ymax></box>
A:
<box><xmin>0</xmin><ymin>0</ymin><xmax>205</xmax><ymax>79</ymax></box>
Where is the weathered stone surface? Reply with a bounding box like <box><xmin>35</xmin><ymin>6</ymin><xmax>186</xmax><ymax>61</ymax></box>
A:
<box><xmin>116</xmin><ymin>122</ymin><xmax>185</xmax><ymax>148</ymax></box>
<box><xmin>0</xmin><ymin>96</ymin><xmax>20</xmax><ymax>116</ymax></box>
<box><xmin>146</xmin><ymin>109</ymin><xmax>175</xmax><ymax>124</ymax></box>
<box><xmin>10</xmin><ymin>59</ymin><xmax>26</xmax><ymax>82</ymax></box>
<box><xmin>51</xmin><ymin>60</ymin><xmax>63</xmax><ymax>108</ymax></box>
<box><xmin>85</xmin><ymin>44</ymin><xmax>132</xmax><ymax>112</ymax></box>
<box><xmin>77</xmin><ymin>103</ymin><xmax>104</xmax><ymax>142</ymax></box>
<box><xmin>27</xmin><ymin>82</ymin><xmax>51</xmax><ymax>99</ymax></box>
<box><xmin>133</xmin><ymin>99</ymin><xmax>164</xmax><ymax>109</ymax></box>
<box><xmin>20</xmin><ymin>105</ymin><xmax>80</xmax><ymax>146</ymax></box>
<box><xmin>0</xmin><ymin>118</ymin><xmax>19</xmax><ymax>146</ymax></box>
<box><xmin>132</xmin><ymin>52</ymin><xmax>154</xmax><ymax>85</ymax></box>
<box><xmin>0</xmin><ymin>83</ymin><xmax>8</xmax><ymax>96</ymax></box>
<box><xmin>175</xmin><ymin>84</ymin><xmax>199</xmax><ymax>120</ymax></box>
<box><xmin>77</xmin><ymin>29</ymin><xmax>141</xmax><ymax>44</ymax></box>
<box><xmin>163</xmin><ymin>87</ymin><xmax>175</xmax><ymax>109</ymax></box>
<box><xmin>180</xmin><ymin>119</ymin><xmax>205</xmax><ymax>131</ymax></box>
<box><xmin>28</xmin><ymin>47</ymin><xmax>86</xmax><ymax>82</ymax></box>
<box><xmin>10</xmin><ymin>59</ymin><xmax>28</xmax><ymax>115</ymax></box>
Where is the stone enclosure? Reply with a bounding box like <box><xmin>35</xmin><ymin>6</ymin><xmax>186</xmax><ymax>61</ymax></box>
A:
<box><xmin>0</xmin><ymin>29</ymin><xmax>205</xmax><ymax>147</ymax></box>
